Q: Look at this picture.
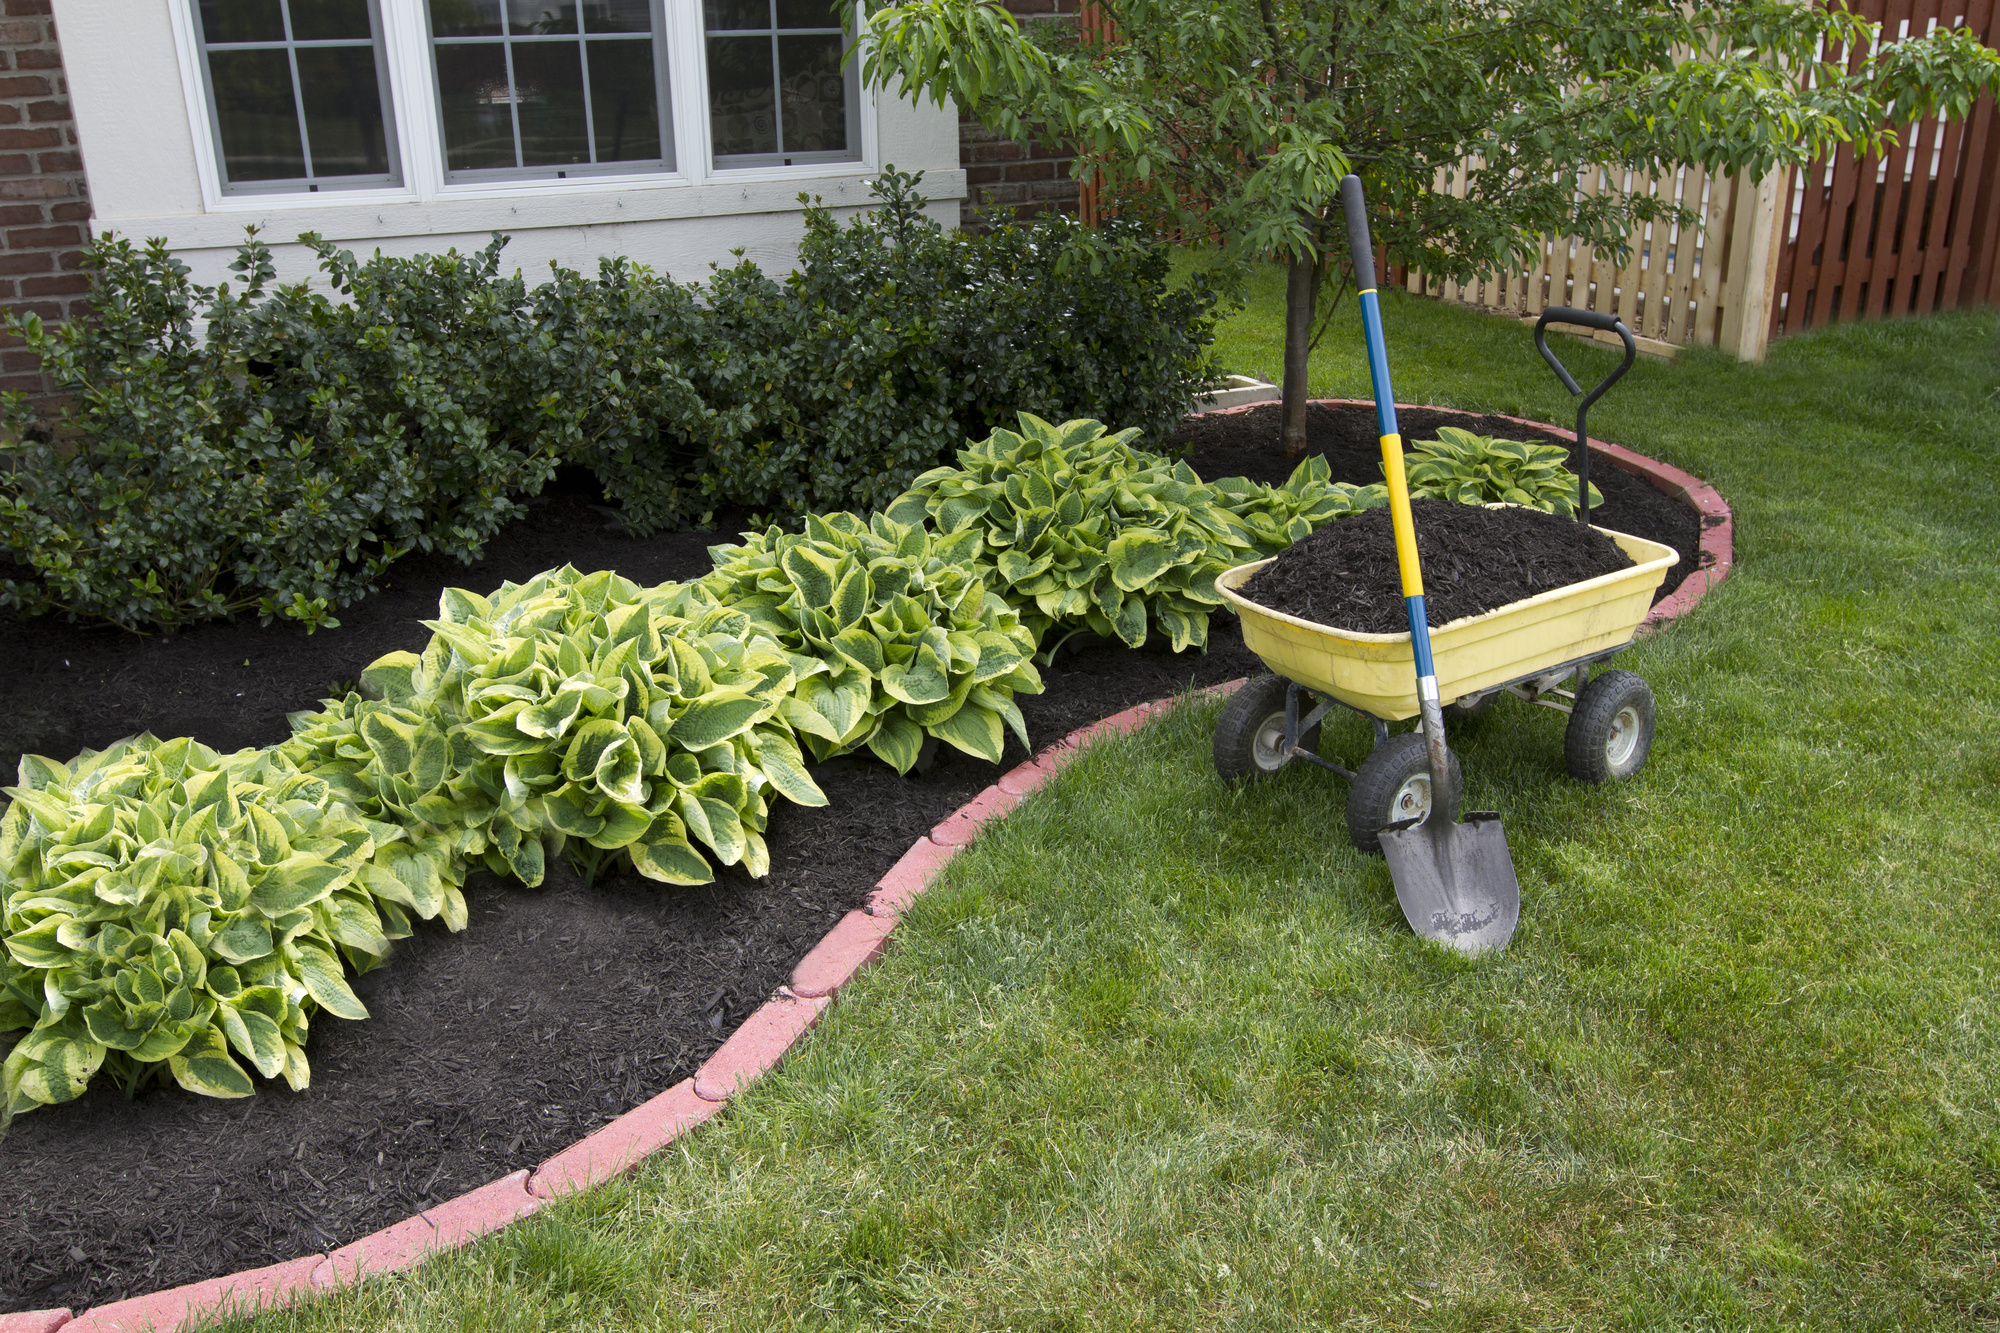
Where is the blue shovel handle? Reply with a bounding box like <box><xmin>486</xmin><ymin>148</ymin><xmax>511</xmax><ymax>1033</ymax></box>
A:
<box><xmin>1338</xmin><ymin>175</ymin><xmax>1452</xmax><ymax>800</ymax></box>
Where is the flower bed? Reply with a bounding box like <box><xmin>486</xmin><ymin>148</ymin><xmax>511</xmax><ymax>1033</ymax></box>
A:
<box><xmin>0</xmin><ymin>408</ymin><xmax>1729</xmax><ymax>1320</ymax></box>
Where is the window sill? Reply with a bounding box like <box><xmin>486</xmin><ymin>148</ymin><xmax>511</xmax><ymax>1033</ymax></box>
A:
<box><xmin>89</xmin><ymin>168</ymin><xmax>968</xmax><ymax>250</ymax></box>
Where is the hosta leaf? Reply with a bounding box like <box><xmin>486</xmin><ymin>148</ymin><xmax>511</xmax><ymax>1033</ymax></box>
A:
<box><xmin>747</xmin><ymin>726</ymin><xmax>827</xmax><ymax>808</ymax></box>
<box><xmin>359</xmin><ymin>652</ymin><xmax>422</xmax><ymax>705</ymax></box>
<box><xmin>168</xmin><ymin>1025</ymin><xmax>256</xmax><ymax>1098</ymax></box>
<box><xmin>217</xmin><ymin>1001</ymin><xmax>287</xmax><ymax>1079</ymax></box>
<box><xmin>292</xmin><ymin>942</ymin><xmax>368</xmax><ymax>1021</ymax></box>
<box><xmin>929</xmin><ymin>702</ymin><xmax>1004</xmax><ymax>764</ymax></box>
<box><xmin>866</xmin><ymin>711</ymin><xmax>925</xmax><ymax>775</ymax></box>
<box><xmin>5</xmin><ymin>917</ymin><xmax>72</xmax><ymax>970</ymax></box>
<box><xmin>210</xmin><ymin>912</ymin><xmax>276</xmax><ymax>964</ymax></box>
<box><xmin>1113</xmin><ymin>593</ymin><xmax>1149</xmax><ymax>648</ymax></box>
<box><xmin>670</xmin><ymin>692</ymin><xmax>772</xmax><ymax>749</ymax></box>
<box><xmin>249</xmin><ymin>856</ymin><xmax>346</xmax><ymax>916</ymax></box>
<box><xmin>585</xmin><ymin>801</ymin><xmax>653</xmax><ymax>850</ymax></box>
<box><xmin>880</xmin><ymin>658</ymin><xmax>951</xmax><ymax>707</ymax></box>
<box><xmin>630</xmin><ymin>815</ymin><xmax>715</xmax><ymax>885</ymax></box>
<box><xmin>1106</xmin><ymin>530</ymin><xmax>1175</xmax><ymax>591</ymax></box>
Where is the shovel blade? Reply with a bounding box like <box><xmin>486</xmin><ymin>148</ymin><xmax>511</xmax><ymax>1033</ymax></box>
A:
<box><xmin>1379</xmin><ymin>812</ymin><xmax>1520</xmax><ymax>957</ymax></box>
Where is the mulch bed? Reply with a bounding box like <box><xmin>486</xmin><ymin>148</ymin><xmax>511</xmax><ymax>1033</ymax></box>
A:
<box><xmin>1164</xmin><ymin>401</ymin><xmax>1701</xmax><ymax>606</ymax></box>
<box><xmin>1238</xmin><ymin>497</ymin><xmax>1636</xmax><ymax>634</ymax></box>
<box><xmin>0</xmin><ymin>403</ymin><xmax>1702</xmax><ymax>1315</ymax></box>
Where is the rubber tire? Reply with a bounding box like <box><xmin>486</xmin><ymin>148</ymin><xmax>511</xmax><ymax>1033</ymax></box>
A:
<box><xmin>1213</xmin><ymin>675</ymin><xmax>1322</xmax><ymax>784</ymax></box>
<box><xmin>1345</xmin><ymin>731</ymin><xmax>1463</xmax><ymax>856</ymax></box>
<box><xmin>1563</xmin><ymin>669</ymin><xmax>1656</xmax><ymax>783</ymax></box>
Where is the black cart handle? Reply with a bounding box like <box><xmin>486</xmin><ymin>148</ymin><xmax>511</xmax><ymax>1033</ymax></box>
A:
<box><xmin>1532</xmin><ymin>308</ymin><xmax>1637</xmax><ymax>526</ymax></box>
<box><xmin>1533</xmin><ymin>307</ymin><xmax>1636</xmax><ymax>397</ymax></box>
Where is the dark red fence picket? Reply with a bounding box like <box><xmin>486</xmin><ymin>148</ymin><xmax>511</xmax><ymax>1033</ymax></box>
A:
<box><xmin>1772</xmin><ymin>0</ymin><xmax>2000</xmax><ymax>333</ymax></box>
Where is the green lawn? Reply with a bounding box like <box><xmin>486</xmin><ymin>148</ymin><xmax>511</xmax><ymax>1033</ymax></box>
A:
<box><xmin>223</xmin><ymin>283</ymin><xmax>2000</xmax><ymax>1331</ymax></box>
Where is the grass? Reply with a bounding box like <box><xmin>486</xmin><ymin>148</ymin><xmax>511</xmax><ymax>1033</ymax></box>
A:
<box><xmin>218</xmin><ymin>284</ymin><xmax>2000</xmax><ymax>1331</ymax></box>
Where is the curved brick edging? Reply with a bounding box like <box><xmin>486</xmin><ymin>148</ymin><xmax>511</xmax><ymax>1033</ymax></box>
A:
<box><xmin>6</xmin><ymin>684</ymin><xmax>1249</xmax><ymax>1333</ymax></box>
<box><xmin>1192</xmin><ymin>397</ymin><xmax>1735</xmax><ymax>630</ymax></box>
<box><xmin>12</xmin><ymin>425</ymin><xmax>1733</xmax><ymax>1332</ymax></box>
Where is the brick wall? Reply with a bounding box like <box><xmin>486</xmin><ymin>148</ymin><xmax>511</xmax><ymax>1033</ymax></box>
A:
<box><xmin>958</xmin><ymin>0</ymin><xmax>1082</xmax><ymax>230</ymax></box>
<box><xmin>0</xmin><ymin>0</ymin><xmax>89</xmax><ymax>400</ymax></box>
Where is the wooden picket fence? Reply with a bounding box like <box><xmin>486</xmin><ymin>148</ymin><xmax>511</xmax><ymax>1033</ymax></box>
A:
<box><xmin>1408</xmin><ymin>0</ymin><xmax>1999</xmax><ymax>357</ymax></box>
<box><xmin>1398</xmin><ymin>162</ymin><xmax>1785</xmax><ymax>360</ymax></box>
<box><xmin>1770</xmin><ymin>0</ymin><xmax>2000</xmax><ymax>334</ymax></box>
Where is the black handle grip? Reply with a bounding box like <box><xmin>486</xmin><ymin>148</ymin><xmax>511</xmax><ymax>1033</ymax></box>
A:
<box><xmin>1536</xmin><ymin>305</ymin><xmax>1622</xmax><ymax>335</ymax></box>
<box><xmin>1339</xmin><ymin>175</ymin><xmax>1375</xmax><ymax>289</ymax></box>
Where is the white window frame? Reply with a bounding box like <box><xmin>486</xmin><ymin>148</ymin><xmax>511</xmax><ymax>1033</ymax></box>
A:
<box><xmin>165</xmin><ymin>0</ymin><xmax>880</xmax><ymax>216</ymax></box>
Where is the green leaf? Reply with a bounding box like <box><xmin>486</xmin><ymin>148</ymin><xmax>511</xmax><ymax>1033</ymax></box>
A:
<box><xmin>929</xmin><ymin>702</ymin><xmax>1005</xmax><ymax>763</ymax></box>
<box><xmin>1106</xmin><ymin>530</ymin><xmax>1175</xmax><ymax>591</ymax></box>
<box><xmin>866</xmin><ymin>710</ymin><xmax>926</xmax><ymax>774</ymax></box>
<box><xmin>168</xmin><ymin>1025</ymin><xmax>256</xmax><ymax>1098</ymax></box>
<box><xmin>250</xmin><ymin>856</ymin><xmax>347</xmax><ymax>916</ymax></box>
<box><xmin>671</xmin><ymin>692</ymin><xmax>773</xmax><ymax>749</ymax></box>
<box><xmin>292</xmin><ymin>942</ymin><xmax>368</xmax><ymax>1021</ymax></box>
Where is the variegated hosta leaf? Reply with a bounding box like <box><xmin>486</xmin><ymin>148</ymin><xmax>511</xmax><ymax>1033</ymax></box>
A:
<box><xmin>885</xmin><ymin>413</ymin><xmax>1378</xmax><ymax>659</ymax></box>
<box><xmin>1</xmin><ymin>737</ymin><xmax>390</xmax><ymax>1121</ymax></box>
<box><xmin>1402</xmin><ymin>427</ymin><xmax>1602</xmax><ymax>517</ymax></box>
<box><xmin>702</xmin><ymin>512</ymin><xmax>1042</xmax><ymax>773</ymax></box>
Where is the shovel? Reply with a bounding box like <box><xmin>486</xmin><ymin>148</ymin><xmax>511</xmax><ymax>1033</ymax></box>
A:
<box><xmin>1338</xmin><ymin>175</ymin><xmax>1520</xmax><ymax>957</ymax></box>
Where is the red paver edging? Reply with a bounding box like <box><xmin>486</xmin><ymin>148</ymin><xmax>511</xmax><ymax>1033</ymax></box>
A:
<box><xmin>30</xmin><ymin>438</ymin><xmax>1730</xmax><ymax>1331</ymax></box>
<box><xmin>1197</xmin><ymin>397</ymin><xmax>1734</xmax><ymax>628</ymax></box>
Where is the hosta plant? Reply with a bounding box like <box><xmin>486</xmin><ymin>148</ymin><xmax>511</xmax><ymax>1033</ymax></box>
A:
<box><xmin>1</xmin><ymin>737</ymin><xmax>422</xmax><ymax>1124</ymax></box>
<box><xmin>1206</xmin><ymin>454</ymin><xmax>1385</xmax><ymax>553</ymax></box>
<box><xmin>887</xmin><ymin>415</ymin><xmax>1374</xmax><ymax>656</ymax></box>
<box><xmin>701</xmin><ymin>512</ymin><xmax>1042</xmax><ymax>773</ymax></box>
<box><xmin>1403</xmin><ymin>427</ymin><xmax>1603</xmax><ymax>517</ymax></box>
<box><xmin>309</xmin><ymin>567</ymin><xmax>828</xmax><ymax>886</ymax></box>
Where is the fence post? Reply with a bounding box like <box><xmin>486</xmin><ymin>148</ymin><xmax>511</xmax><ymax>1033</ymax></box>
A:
<box><xmin>1718</xmin><ymin>168</ymin><xmax>1789</xmax><ymax>362</ymax></box>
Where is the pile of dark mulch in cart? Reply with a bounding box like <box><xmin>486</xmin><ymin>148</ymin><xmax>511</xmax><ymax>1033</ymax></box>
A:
<box><xmin>0</xmin><ymin>481</ymin><xmax>1262</xmax><ymax>1316</ymax></box>
<box><xmin>1239</xmin><ymin>496</ymin><xmax>1636</xmax><ymax>634</ymax></box>
<box><xmin>1167</xmin><ymin>401</ymin><xmax>1702</xmax><ymax>604</ymax></box>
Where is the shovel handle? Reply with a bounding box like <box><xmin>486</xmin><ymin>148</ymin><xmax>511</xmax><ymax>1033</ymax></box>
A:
<box><xmin>1338</xmin><ymin>175</ymin><xmax>1452</xmax><ymax>794</ymax></box>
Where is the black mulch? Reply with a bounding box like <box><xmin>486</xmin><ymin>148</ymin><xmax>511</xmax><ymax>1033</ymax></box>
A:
<box><xmin>1165</xmin><ymin>401</ymin><xmax>1703</xmax><ymax>605</ymax></box>
<box><xmin>1239</xmin><ymin>497</ymin><xmax>1636</xmax><ymax>634</ymax></box>
<box><xmin>1</xmin><ymin>403</ymin><xmax>1706</xmax><ymax>1313</ymax></box>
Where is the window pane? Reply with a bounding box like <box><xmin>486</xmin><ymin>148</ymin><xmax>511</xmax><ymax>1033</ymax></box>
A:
<box><xmin>509</xmin><ymin>0</ymin><xmax>580</xmax><ymax>35</ymax></box>
<box><xmin>429</xmin><ymin>0</ymin><xmax>503</xmax><ymax>37</ymax></box>
<box><xmin>201</xmin><ymin>0</ymin><xmax>286</xmax><ymax>43</ymax></box>
<box><xmin>510</xmin><ymin>42</ymin><xmax>589</xmax><ymax>166</ymax></box>
<box><xmin>778</xmin><ymin>34</ymin><xmax>843</xmax><ymax>153</ymax></box>
<box><xmin>704</xmin><ymin>0</ymin><xmax>768</xmax><ymax>31</ymax></box>
<box><xmin>209</xmin><ymin>48</ymin><xmax>306</xmax><ymax>181</ymax></box>
<box><xmin>775</xmin><ymin>0</ymin><xmax>839</xmax><ymax>29</ymax></box>
<box><xmin>297</xmin><ymin>46</ymin><xmax>391</xmax><ymax>175</ymax></box>
<box><xmin>707</xmin><ymin>35</ymin><xmax>776</xmax><ymax>156</ymax></box>
<box><xmin>583</xmin><ymin>0</ymin><xmax>651</xmax><ymax>34</ymax></box>
<box><xmin>586</xmin><ymin>40</ymin><xmax>661</xmax><ymax>161</ymax></box>
<box><xmin>288</xmin><ymin>0</ymin><xmax>372</xmax><ymax>40</ymax></box>
<box><xmin>435</xmin><ymin>42</ymin><xmax>518</xmax><ymax>169</ymax></box>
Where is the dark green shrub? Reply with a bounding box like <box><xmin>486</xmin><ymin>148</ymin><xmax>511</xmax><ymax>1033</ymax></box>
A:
<box><xmin>0</xmin><ymin>233</ymin><xmax>558</xmax><ymax>632</ymax></box>
<box><xmin>0</xmin><ymin>171</ymin><xmax>1219</xmax><ymax>632</ymax></box>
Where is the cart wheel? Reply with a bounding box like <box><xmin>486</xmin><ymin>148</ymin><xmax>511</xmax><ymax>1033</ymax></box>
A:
<box><xmin>1346</xmin><ymin>731</ymin><xmax>1463</xmax><ymax>855</ymax></box>
<box><xmin>1213</xmin><ymin>674</ymin><xmax>1321</xmax><ymax>784</ymax></box>
<box><xmin>1563</xmin><ymin>669</ymin><xmax>1656</xmax><ymax>783</ymax></box>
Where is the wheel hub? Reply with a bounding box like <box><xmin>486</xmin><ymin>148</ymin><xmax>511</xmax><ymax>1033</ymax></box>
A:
<box><xmin>1253</xmin><ymin>713</ymin><xmax>1291</xmax><ymax>770</ymax></box>
<box><xmin>1606</xmin><ymin>704</ymin><xmax>1641</xmax><ymax>767</ymax></box>
<box><xmin>1389</xmin><ymin>772</ymin><xmax>1432</xmax><ymax>823</ymax></box>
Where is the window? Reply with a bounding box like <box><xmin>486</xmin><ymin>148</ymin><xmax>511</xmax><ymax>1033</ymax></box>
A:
<box><xmin>427</xmin><ymin>1</ymin><xmax>674</xmax><ymax>180</ymax></box>
<box><xmin>186</xmin><ymin>0</ymin><xmax>868</xmax><ymax>197</ymax></box>
<box><xmin>703</xmin><ymin>0</ymin><xmax>858</xmax><ymax>168</ymax></box>
<box><xmin>193</xmin><ymin>0</ymin><xmax>401</xmax><ymax>194</ymax></box>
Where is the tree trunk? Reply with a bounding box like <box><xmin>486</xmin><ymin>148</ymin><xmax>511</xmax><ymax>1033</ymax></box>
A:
<box><xmin>1280</xmin><ymin>248</ymin><xmax>1318</xmax><ymax>457</ymax></box>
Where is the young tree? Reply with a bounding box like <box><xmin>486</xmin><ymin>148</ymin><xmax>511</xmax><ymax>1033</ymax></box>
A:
<box><xmin>856</xmin><ymin>0</ymin><xmax>2000</xmax><ymax>454</ymax></box>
